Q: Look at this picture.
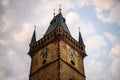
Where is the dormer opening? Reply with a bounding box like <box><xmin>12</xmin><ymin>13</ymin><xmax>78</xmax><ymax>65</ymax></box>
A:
<box><xmin>50</xmin><ymin>19</ymin><xmax>57</xmax><ymax>25</ymax></box>
<box><xmin>62</xmin><ymin>18</ymin><xmax>65</xmax><ymax>22</ymax></box>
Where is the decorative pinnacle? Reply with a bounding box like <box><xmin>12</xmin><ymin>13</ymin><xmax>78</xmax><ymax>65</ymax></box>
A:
<box><xmin>34</xmin><ymin>25</ymin><xmax>36</xmax><ymax>30</ymax></box>
<box><xmin>53</xmin><ymin>9</ymin><xmax>55</xmax><ymax>17</ymax></box>
<box><xmin>78</xmin><ymin>27</ymin><xmax>80</xmax><ymax>32</ymax></box>
<box><xmin>59</xmin><ymin>4</ymin><xmax>61</xmax><ymax>13</ymax></box>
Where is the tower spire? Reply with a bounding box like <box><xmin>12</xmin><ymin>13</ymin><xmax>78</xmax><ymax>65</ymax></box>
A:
<box><xmin>30</xmin><ymin>25</ymin><xmax>36</xmax><ymax>45</ymax></box>
<box><xmin>44</xmin><ymin>9</ymin><xmax>71</xmax><ymax>36</ymax></box>
<box><xmin>78</xmin><ymin>27</ymin><xmax>84</xmax><ymax>45</ymax></box>
<box><xmin>59</xmin><ymin>4</ymin><xmax>61</xmax><ymax>13</ymax></box>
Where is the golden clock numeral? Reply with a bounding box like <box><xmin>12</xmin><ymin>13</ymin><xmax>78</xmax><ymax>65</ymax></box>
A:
<box><xmin>41</xmin><ymin>48</ymin><xmax>49</xmax><ymax>58</ymax></box>
<box><xmin>68</xmin><ymin>48</ymin><xmax>76</xmax><ymax>60</ymax></box>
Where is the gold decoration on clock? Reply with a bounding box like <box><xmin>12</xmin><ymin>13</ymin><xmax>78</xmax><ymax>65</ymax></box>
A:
<box><xmin>68</xmin><ymin>48</ymin><xmax>76</xmax><ymax>61</ymax></box>
<box><xmin>41</xmin><ymin>48</ymin><xmax>49</xmax><ymax>59</ymax></box>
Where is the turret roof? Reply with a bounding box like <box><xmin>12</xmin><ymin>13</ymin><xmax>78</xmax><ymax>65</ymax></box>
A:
<box><xmin>44</xmin><ymin>12</ymin><xmax>71</xmax><ymax>36</ymax></box>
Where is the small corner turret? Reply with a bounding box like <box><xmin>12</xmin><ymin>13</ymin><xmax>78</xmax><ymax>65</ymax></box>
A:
<box><xmin>78</xmin><ymin>27</ymin><xmax>87</xmax><ymax>59</ymax></box>
<box><xmin>30</xmin><ymin>25</ymin><xmax>36</xmax><ymax>46</ymax></box>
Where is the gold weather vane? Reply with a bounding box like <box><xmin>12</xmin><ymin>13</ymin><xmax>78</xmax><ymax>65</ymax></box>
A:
<box><xmin>53</xmin><ymin>9</ymin><xmax>55</xmax><ymax>17</ymax></box>
<box><xmin>59</xmin><ymin>4</ymin><xmax>61</xmax><ymax>13</ymax></box>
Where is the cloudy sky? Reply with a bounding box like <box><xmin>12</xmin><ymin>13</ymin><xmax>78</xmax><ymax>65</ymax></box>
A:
<box><xmin>0</xmin><ymin>0</ymin><xmax>120</xmax><ymax>80</ymax></box>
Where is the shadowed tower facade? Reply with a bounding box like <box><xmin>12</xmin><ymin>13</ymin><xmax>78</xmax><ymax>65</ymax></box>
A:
<box><xmin>28</xmin><ymin>9</ymin><xmax>87</xmax><ymax>80</ymax></box>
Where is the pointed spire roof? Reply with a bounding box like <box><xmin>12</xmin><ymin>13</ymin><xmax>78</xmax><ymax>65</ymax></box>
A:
<box><xmin>30</xmin><ymin>26</ymin><xmax>36</xmax><ymax>45</ymax></box>
<box><xmin>79</xmin><ymin>27</ymin><xmax>84</xmax><ymax>45</ymax></box>
<box><xmin>44</xmin><ymin>12</ymin><xmax>71</xmax><ymax>36</ymax></box>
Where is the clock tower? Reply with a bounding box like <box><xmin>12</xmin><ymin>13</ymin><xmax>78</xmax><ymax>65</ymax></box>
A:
<box><xmin>28</xmin><ymin>9</ymin><xmax>87</xmax><ymax>80</ymax></box>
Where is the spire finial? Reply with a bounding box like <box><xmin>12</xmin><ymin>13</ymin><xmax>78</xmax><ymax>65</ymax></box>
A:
<box><xmin>53</xmin><ymin>9</ymin><xmax>55</xmax><ymax>17</ymax></box>
<box><xmin>78</xmin><ymin>26</ymin><xmax>84</xmax><ymax>45</ymax></box>
<box><xmin>78</xmin><ymin>27</ymin><xmax>80</xmax><ymax>32</ymax></box>
<box><xmin>34</xmin><ymin>25</ymin><xmax>36</xmax><ymax>30</ymax></box>
<box><xmin>59</xmin><ymin>4</ymin><xmax>61</xmax><ymax>13</ymax></box>
<box><xmin>30</xmin><ymin>25</ymin><xmax>36</xmax><ymax>45</ymax></box>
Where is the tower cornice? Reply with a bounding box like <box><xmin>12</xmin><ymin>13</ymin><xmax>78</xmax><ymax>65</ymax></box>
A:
<box><xmin>28</xmin><ymin>26</ymin><xmax>87</xmax><ymax>59</ymax></box>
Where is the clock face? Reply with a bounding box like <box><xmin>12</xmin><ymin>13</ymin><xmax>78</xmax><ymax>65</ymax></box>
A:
<box><xmin>68</xmin><ymin>48</ymin><xmax>76</xmax><ymax>60</ymax></box>
<box><xmin>41</xmin><ymin>48</ymin><xmax>49</xmax><ymax>59</ymax></box>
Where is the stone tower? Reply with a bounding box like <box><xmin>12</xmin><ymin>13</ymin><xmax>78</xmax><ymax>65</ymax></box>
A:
<box><xmin>28</xmin><ymin>10</ymin><xmax>87</xmax><ymax>80</ymax></box>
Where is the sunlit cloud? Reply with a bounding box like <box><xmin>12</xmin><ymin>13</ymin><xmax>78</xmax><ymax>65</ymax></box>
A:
<box><xmin>109</xmin><ymin>44</ymin><xmax>120</xmax><ymax>80</ymax></box>
<box><xmin>0</xmin><ymin>39</ymin><xmax>7</xmax><ymax>45</ymax></box>
<box><xmin>13</xmin><ymin>23</ymin><xmax>32</xmax><ymax>43</ymax></box>
<box><xmin>85</xmin><ymin>35</ymin><xmax>108</xmax><ymax>51</ymax></box>
<box><xmin>94</xmin><ymin>0</ymin><xmax>120</xmax><ymax>25</ymax></box>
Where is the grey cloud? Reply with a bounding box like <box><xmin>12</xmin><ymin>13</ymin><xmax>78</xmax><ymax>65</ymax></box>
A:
<box><xmin>0</xmin><ymin>0</ymin><xmax>37</xmax><ymax>79</ymax></box>
<box><xmin>0</xmin><ymin>1</ymin><xmax>6</xmax><ymax>32</ymax></box>
<box><xmin>0</xmin><ymin>0</ymin><xmax>50</xmax><ymax>80</ymax></box>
